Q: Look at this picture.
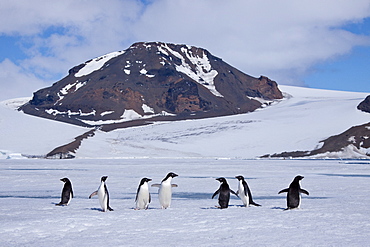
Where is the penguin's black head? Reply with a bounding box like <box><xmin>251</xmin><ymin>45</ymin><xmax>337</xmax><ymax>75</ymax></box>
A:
<box><xmin>60</xmin><ymin>178</ymin><xmax>70</xmax><ymax>183</ymax></box>
<box><xmin>168</xmin><ymin>172</ymin><xmax>178</xmax><ymax>178</ymax></box>
<box><xmin>235</xmin><ymin>175</ymin><xmax>244</xmax><ymax>181</ymax></box>
<box><xmin>101</xmin><ymin>176</ymin><xmax>108</xmax><ymax>182</ymax></box>
<box><xmin>294</xmin><ymin>175</ymin><xmax>304</xmax><ymax>181</ymax></box>
<box><xmin>141</xmin><ymin>177</ymin><xmax>152</xmax><ymax>183</ymax></box>
<box><xmin>216</xmin><ymin>177</ymin><xmax>226</xmax><ymax>183</ymax></box>
<box><xmin>162</xmin><ymin>172</ymin><xmax>178</xmax><ymax>182</ymax></box>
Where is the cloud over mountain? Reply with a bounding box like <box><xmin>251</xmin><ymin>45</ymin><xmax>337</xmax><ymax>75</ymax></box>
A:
<box><xmin>0</xmin><ymin>0</ymin><xmax>369</xmax><ymax>101</ymax></box>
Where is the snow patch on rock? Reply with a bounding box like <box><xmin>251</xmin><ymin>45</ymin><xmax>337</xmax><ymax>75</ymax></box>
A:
<box><xmin>75</xmin><ymin>51</ymin><xmax>125</xmax><ymax>77</ymax></box>
<box><xmin>158</xmin><ymin>44</ymin><xmax>222</xmax><ymax>97</ymax></box>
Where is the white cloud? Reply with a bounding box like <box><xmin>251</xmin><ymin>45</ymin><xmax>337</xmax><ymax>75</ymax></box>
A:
<box><xmin>133</xmin><ymin>0</ymin><xmax>370</xmax><ymax>84</ymax></box>
<box><xmin>0</xmin><ymin>59</ymin><xmax>47</xmax><ymax>101</ymax></box>
<box><xmin>0</xmin><ymin>0</ymin><xmax>370</xmax><ymax>100</ymax></box>
<box><xmin>0</xmin><ymin>0</ymin><xmax>143</xmax><ymax>79</ymax></box>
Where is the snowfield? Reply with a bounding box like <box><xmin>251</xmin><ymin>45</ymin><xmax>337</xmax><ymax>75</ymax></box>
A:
<box><xmin>0</xmin><ymin>85</ymin><xmax>369</xmax><ymax>159</ymax></box>
<box><xmin>77</xmin><ymin>85</ymin><xmax>370</xmax><ymax>159</ymax></box>
<box><xmin>1</xmin><ymin>158</ymin><xmax>369</xmax><ymax>246</ymax></box>
<box><xmin>0</xmin><ymin>85</ymin><xmax>370</xmax><ymax>246</ymax></box>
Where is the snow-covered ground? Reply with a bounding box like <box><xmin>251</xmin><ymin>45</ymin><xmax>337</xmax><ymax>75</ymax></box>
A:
<box><xmin>1</xmin><ymin>158</ymin><xmax>370</xmax><ymax>246</ymax></box>
<box><xmin>0</xmin><ymin>98</ymin><xmax>87</xmax><ymax>158</ymax></box>
<box><xmin>77</xmin><ymin>85</ymin><xmax>370</xmax><ymax>159</ymax></box>
<box><xmin>1</xmin><ymin>86</ymin><xmax>369</xmax><ymax>245</ymax></box>
<box><xmin>0</xmin><ymin>85</ymin><xmax>369</xmax><ymax>159</ymax></box>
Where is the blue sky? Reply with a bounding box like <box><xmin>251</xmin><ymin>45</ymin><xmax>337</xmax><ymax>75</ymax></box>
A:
<box><xmin>0</xmin><ymin>0</ymin><xmax>369</xmax><ymax>101</ymax></box>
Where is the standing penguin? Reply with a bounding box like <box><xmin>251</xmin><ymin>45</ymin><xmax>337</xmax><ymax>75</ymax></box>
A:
<box><xmin>56</xmin><ymin>177</ymin><xmax>73</xmax><ymax>206</ymax></box>
<box><xmin>235</xmin><ymin>175</ymin><xmax>261</xmax><ymax>207</ymax></box>
<box><xmin>151</xmin><ymin>172</ymin><xmax>178</xmax><ymax>209</ymax></box>
<box><xmin>89</xmin><ymin>176</ymin><xmax>114</xmax><ymax>212</ymax></box>
<box><xmin>278</xmin><ymin>175</ymin><xmax>309</xmax><ymax>210</ymax></box>
<box><xmin>212</xmin><ymin>177</ymin><xmax>238</xmax><ymax>209</ymax></box>
<box><xmin>135</xmin><ymin>177</ymin><xmax>152</xmax><ymax>210</ymax></box>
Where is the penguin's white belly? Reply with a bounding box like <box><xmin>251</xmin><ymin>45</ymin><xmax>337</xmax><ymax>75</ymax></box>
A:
<box><xmin>67</xmin><ymin>192</ymin><xmax>72</xmax><ymax>205</ymax></box>
<box><xmin>238</xmin><ymin>182</ymin><xmax>249</xmax><ymax>206</ymax></box>
<box><xmin>159</xmin><ymin>185</ymin><xmax>172</xmax><ymax>209</ymax></box>
<box><xmin>136</xmin><ymin>185</ymin><xmax>150</xmax><ymax>209</ymax></box>
<box><xmin>97</xmin><ymin>185</ymin><xmax>107</xmax><ymax>211</ymax></box>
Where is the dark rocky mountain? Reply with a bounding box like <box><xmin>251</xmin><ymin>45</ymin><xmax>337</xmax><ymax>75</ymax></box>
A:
<box><xmin>262</xmin><ymin>122</ymin><xmax>370</xmax><ymax>159</ymax></box>
<box><xmin>357</xmin><ymin>95</ymin><xmax>370</xmax><ymax>113</ymax></box>
<box><xmin>20</xmin><ymin>42</ymin><xmax>283</xmax><ymax>131</ymax></box>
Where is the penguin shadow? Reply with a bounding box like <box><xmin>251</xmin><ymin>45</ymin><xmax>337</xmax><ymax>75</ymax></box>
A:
<box><xmin>233</xmin><ymin>204</ymin><xmax>257</xmax><ymax>208</ymax></box>
<box><xmin>173</xmin><ymin>192</ymin><xmax>212</xmax><ymax>200</ymax></box>
<box><xmin>88</xmin><ymin>207</ymin><xmax>106</xmax><ymax>212</ymax></box>
<box><xmin>52</xmin><ymin>202</ymin><xmax>67</xmax><ymax>206</ymax></box>
<box><xmin>200</xmin><ymin>206</ymin><xmax>222</xmax><ymax>210</ymax></box>
<box><xmin>131</xmin><ymin>207</ymin><xmax>158</xmax><ymax>210</ymax></box>
<box><xmin>200</xmin><ymin>204</ymin><xmax>254</xmax><ymax>210</ymax></box>
<box><xmin>271</xmin><ymin>206</ymin><xmax>286</xmax><ymax>210</ymax></box>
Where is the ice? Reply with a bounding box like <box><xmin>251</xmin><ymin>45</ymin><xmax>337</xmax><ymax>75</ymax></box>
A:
<box><xmin>0</xmin><ymin>158</ymin><xmax>369</xmax><ymax>246</ymax></box>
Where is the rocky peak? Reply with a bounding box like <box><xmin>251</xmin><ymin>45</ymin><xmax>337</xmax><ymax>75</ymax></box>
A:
<box><xmin>20</xmin><ymin>42</ymin><xmax>283</xmax><ymax>130</ymax></box>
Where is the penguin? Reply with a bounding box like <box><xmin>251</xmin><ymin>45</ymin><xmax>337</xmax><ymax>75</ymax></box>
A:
<box><xmin>151</xmin><ymin>172</ymin><xmax>178</xmax><ymax>209</ymax></box>
<box><xmin>278</xmin><ymin>175</ymin><xmax>309</xmax><ymax>210</ymax></box>
<box><xmin>235</xmin><ymin>175</ymin><xmax>261</xmax><ymax>207</ymax></box>
<box><xmin>55</xmin><ymin>177</ymin><xmax>73</xmax><ymax>206</ymax></box>
<box><xmin>212</xmin><ymin>177</ymin><xmax>238</xmax><ymax>209</ymax></box>
<box><xmin>89</xmin><ymin>176</ymin><xmax>113</xmax><ymax>212</ymax></box>
<box><xmin>135</xmin><ymin>177</ymin><xmax>152</xmax><ymax>210</ymax></box>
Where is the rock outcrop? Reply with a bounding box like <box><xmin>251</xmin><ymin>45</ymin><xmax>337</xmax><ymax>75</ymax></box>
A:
<box><xmin>357</xmin><ymin>95</ymin><xmax>370</xmax><ymax>113</ymax></box>
<box><xmin>262</xmin><ymin>122</ymin><xmax>370</xmax><ymax>159</ymax></box>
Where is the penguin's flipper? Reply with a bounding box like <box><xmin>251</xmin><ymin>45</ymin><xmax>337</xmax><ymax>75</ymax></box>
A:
<box><xmin>89</xmin><ymin>190</ymin><xmax>98</xmax><ymax>198</ymax></box>
<box><xmin>300</xmin><ymin>189</ymin><xmax>309</xmax><ymax>195</ymax></box>
<box><xmin>212</xmin><ymin>189</ymin><xmax>220</xmax><ymax>199</ymax></box>
<box><xmin>278</xmin><ymin>188</ymin><xmax>289</xmax><ymax>194</ymax></box>
<box><xmin>151</xmin><ymin>184</ymin><xmax>161</xmax><ymax>187</ymax></box>
<box><xmin>171</xmin><ymin>184</ymin><xmax>178</xmax><ymax>187</ymax></box>
<box><xmin>231</xmin><ymin>190</ymin><xmax>239</xmax><ymax>198</ymax></box>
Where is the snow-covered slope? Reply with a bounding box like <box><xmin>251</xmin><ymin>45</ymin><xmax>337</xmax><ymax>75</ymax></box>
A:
<box><xmin>0</xmin><ymin>85</ymin><xmax>369</xmax><ymax>159</ymax></box>
<box><xmin>0</xmin><ymin>98</ymin><xmax>88</xmax><ymax>159</ymax></box>
<box><xmin>77</xmin><ymin>85</ymin><xmax>370</xmax><ymax>159</ymax></box>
